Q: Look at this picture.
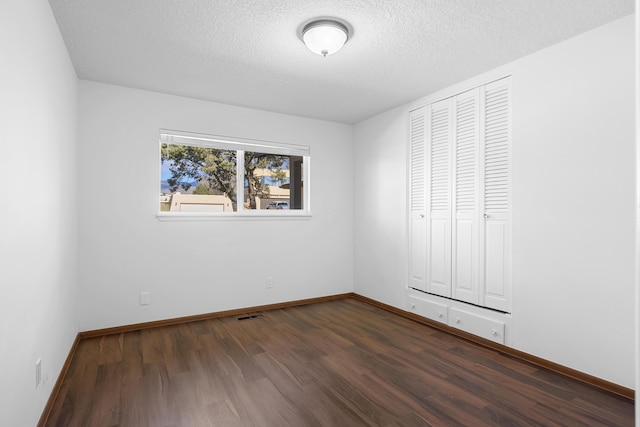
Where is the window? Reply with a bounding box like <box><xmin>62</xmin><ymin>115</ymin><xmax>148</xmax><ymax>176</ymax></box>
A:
<box><xmin>159</xmin><ymin>130</ymin><xmax>310</xmax><ymax>217</ymax></box>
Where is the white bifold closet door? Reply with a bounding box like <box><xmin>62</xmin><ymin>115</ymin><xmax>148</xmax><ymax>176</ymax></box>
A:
<box><xmin>408</xmin><ymin>107</ymin><xmax>427</xmax><ymax>291</ymax></box>
<box><xmin>481</xmin><ymin>77</ymin><xmax>511</xmax><ymax>312</ymax></box>
<box><xmin>413</xmin><ymin>76</ymin><xmax>511</xmax><ymax>312</ymax></box>
<box><xmin>452</xmin><ymin>88</ymin><xmax>481</xmax><ymax>305</ymax></box>
<box><xmin>426</xmin><ymin>99</ymin><xmax>452</xmax><ymax>297</ymax></box>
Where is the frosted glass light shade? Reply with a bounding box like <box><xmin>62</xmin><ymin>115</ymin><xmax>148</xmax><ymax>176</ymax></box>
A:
<box><xmin>302</xmin><ymin>20</ymin><xmax>349</xmax><ymax>57</ymax></box>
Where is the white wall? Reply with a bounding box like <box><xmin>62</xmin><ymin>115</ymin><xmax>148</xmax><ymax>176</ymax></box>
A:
<box><xmin>635</xmin><ymin>1</ymin><xmax>639</xmax><ymax>421</ymax></box>
<box><xmin>77</xmin><ymin>81</ymin><xmax>354</xmax><ymax>331</ymax></box>
<box><xmin>0</xmin><ymin>1</ymin><xmax>79</xmax><ymax>425</ymax></box>
<box><xmin>353</xmin><ymin>104</ymin><xmax>408</xmax><ymax>308</ymax></box>
<box><xmin>354</xmin><ymin>15</ymin><xmax>636</xmax><ymax>388</ymax></box>
<box><xmin>510</xmin><ymin>14</ymin><xmax>635</xmax><ymax>390</ymax></box>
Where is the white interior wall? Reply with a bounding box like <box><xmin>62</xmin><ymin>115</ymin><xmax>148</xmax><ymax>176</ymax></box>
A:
<box><xmin>353</xmin><ymin>104</ymin><xmax>408</xmax><ymax>308</ymax></box>
<box><xmin>510</xmin><ymin>14</ymin><xmax>635</xmax><ymax>390</ymax></box>
<box><xmin>354</xmin><ymin>15</ymin><xmax>636</xmax><ymax>388</ymax></box>
<box><xmin>635</xmin><ymin>0</ymin><xmax>639</xmax><ymax>420</ymax></box>
<box><xmin>0</xmin><ymin>1</ymin><xmax>79</xmax><ymax>425</ymax></box>
<box><xmin>77</xmin><ymin>81</ymin><xmax>354</xmax><ymax>331</ymax></box>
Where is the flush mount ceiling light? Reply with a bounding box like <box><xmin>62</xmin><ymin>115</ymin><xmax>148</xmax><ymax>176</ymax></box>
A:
<box><xmin>301</xmin><ymin>18</ymin><xmax>350</xmax><ymax>57</ymax></box>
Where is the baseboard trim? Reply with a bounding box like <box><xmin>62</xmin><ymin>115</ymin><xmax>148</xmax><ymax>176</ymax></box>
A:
<box><xmin>351</xmin><ymin>293</ymin><xmax>634</xmax><ymax>401</ymax></box>
<box><xmin>79</xmin><ymin>293</ymin><xmax>354</xmax><ymax>339</ymax></box>
<box><xmin>37</xmin><ymin>333</ymin><xmax>81</xmax><ymax>427</ymax></box>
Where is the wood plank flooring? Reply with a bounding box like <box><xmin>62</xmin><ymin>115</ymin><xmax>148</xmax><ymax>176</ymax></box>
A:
<box><xmin>44</xmin><ymin>298</ymin><xmax>634</xmax><ymax>426</ymax></box>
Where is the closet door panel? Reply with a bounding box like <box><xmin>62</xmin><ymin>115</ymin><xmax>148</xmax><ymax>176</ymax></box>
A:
<box><xmin>409</xmin><ymin>107</ymin><xmax>427</xmax><ymax>290</ymax></box>
<box><xmin>454</xmin><ymin>219</ymin><xmax>474</xmax><ymax>292</ymax></box>
<box><xmin>452</xmin><ymin>89</ymin><xmax>480</xmax><ymax>304</ymax></box>
<box><xmin>485</xmin><ymin>218</ymin><xmax>508</xmax><ymax>310</ymax></box>
<box><xmin>481</xmin><ymin>77</ymin><xmax>511</xmax><ymax>312</ymax></box>
<box><xmin>426</xmin><ymin>99</ymin><xmax>452</xmax><ymax>297</ymax></box>
<box><xmin>409</xmin><ymin>214</ymin><xmax>426</xmax><ymax>290</ymax></box>
<box><xmin>429</xmin><ymin>215</ymin><xmax>450</xmax><ymax>295</ymax></box>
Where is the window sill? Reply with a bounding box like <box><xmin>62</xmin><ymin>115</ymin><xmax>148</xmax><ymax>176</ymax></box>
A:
<box><xmin>156</xmin><ymin>211</ymin><xmax>312</xmax><ymax>221</ymax></box>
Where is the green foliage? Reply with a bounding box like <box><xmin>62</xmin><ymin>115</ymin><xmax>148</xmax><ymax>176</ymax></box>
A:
<box><xmin>161</xmin><ymin>143</ymin><xmax>237</xmax><ymax>202</ymax></box>
<box><xmin>193</xmin><ymin>182</ymin><xmax>215</xmax><ymax>195</ymax></box>
<box><xmin>270</xmin><ymin>168</ymin><xmax>288</xmax><ymax>187</ymax></box>
<box><xmin>243</xmin><ymin>152</ymin><xmax>285</xmax><ymax>209</ymax></box>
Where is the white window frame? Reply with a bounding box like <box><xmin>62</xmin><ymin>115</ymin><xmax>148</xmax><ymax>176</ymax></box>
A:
<box><xmin>157</xmin><ymin>129</ymin><xmax>311</xmax><ymax>220</ymax></box>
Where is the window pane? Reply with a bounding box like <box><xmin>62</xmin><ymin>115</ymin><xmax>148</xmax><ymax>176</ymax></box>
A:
<box><xmin>160</xmin><ymin>143</ymin><xmax>237</xmax><ymax>212</ymax></box>
<box><xmin>243</xmin><ymin>152</ymin><xmax>304</xmax><ymax>210</ymax></box>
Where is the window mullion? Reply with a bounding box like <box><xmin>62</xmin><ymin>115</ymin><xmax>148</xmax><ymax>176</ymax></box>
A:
<box><xmin>237</xmin><ymin>150</ymin><xmax>245</xmax><ymax>213</ymax></box>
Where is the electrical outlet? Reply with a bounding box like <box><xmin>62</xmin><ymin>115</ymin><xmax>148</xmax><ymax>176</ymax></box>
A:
<box><xmin>139</xmin><ymin>291</ymin><xmax>150</xmax><ymax>306</ymax></box>
<box><xmin>35</xmin><ymin>358</ymin><xmax>41</xmax><ymax>388</ymax></box>
<box><xmin>266</xmin><ymin>276</ymin><xmax>273</xmax><ymax>289</ymax></box>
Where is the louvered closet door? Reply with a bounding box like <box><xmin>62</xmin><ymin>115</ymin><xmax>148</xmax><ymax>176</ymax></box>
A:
<box><xmin>409</xmin><ymin>107</ymin><xmax>427</xmax><ymax>291</ymax></box>
<box><xmin>452</xmin><ymin>88</ymin><xmax>480</xmax><ymax>305</ymax></box>
<box><xmin>426</xmin><ymin>99</ymin><xmax>452</xmax><ymax>297</ymax></box>
<box><xmin>481</xmin><ymin>77</ymin><xmax>511</xmax><ymax>312</ymax></box>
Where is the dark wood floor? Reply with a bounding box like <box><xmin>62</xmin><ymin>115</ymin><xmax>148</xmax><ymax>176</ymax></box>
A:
<box><xmin>45</xmin><ymin>298</ymin><xmax>634</xmax><ymax>426</ymax></box>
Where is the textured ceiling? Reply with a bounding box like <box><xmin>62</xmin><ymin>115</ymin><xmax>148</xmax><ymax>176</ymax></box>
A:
<box><xmin>49</xmin><ymin>0</ymin><xmax>634</xmax><ymax>124</ymax></box>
